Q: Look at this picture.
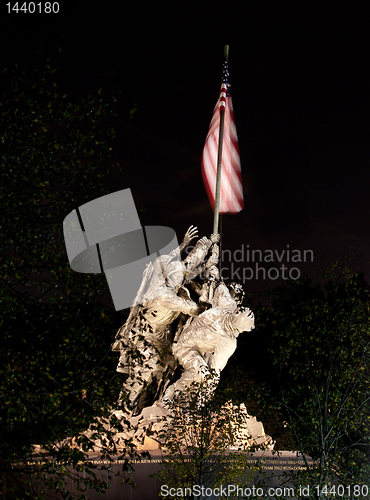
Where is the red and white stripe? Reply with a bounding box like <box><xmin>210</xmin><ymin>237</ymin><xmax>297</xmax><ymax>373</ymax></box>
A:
<box><xmin>201</xmin><ymin>86</ymin><xmax>244</xmax><ymax>214</ymax></box>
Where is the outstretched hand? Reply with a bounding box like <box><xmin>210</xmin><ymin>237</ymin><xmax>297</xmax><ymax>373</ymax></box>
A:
<box><xmin>183</xmin><ymin>225</ymin><xmax>198</xmax><ymax>247</ymax></box>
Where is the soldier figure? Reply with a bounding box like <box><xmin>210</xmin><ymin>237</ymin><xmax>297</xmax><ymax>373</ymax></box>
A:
<box><xmin>161</xmin><ymin>273</ymin><xmax>255</xmax><ymax>406</ymax></box>
<box><xmin>113</xmin><ymin>227</ymin><xmax>220</xmax><ymax>414</ymax></box>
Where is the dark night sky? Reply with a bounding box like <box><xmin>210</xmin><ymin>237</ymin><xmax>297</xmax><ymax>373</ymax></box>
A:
<box><xmin>2</xmin><ymin>3</ymin><xmax>370</xmax><ymax>293</ymax></box>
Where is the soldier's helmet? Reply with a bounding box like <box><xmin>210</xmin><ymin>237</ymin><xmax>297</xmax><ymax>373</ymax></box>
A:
<box><xmin>228</xmin><ymin>282</ymin><xmax>245</xmax><ymax>305</ymax></box>
<box><xmin>165</xmin><ymin>261</ymin><xmax>188</xmax><ymax>289</ymax></box>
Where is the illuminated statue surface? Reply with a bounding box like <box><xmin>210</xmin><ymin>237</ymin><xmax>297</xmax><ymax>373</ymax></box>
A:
<box><xmin>162</xmin><ymin>279</ymin><xmax>255</xmax><ymax>406</ymax></box>
<box><xmin>112</xmin><ymin>227</ymin><xmax>220</xmax><ymax>414</ymax></box>
<box><xmin>108</xmin><ymin>225</ymin><xmax>274</xmax><ymax>450</ymax></box>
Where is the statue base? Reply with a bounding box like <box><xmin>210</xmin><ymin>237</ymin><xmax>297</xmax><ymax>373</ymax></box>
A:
<box><xmin>108</xmin><ymin>401</ymin><xmax>274</xmax><ymax>452</ymax></box>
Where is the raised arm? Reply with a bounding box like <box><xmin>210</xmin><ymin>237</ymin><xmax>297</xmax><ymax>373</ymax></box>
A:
<box><xmin>183</xmin><ymin>233</ymin><xmax>220</xmax><ymax>276</ymax></box>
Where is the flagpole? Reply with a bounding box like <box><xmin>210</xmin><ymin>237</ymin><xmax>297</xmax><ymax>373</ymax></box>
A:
<box><xmin>213</xmin><ymin>44</ymin><xmax>229</xmax><ymax>235</ymax></box>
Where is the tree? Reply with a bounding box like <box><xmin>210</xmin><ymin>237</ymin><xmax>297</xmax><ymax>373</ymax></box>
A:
<box><xmin>0</xmin><ymin>55</ymin><xmax>144</xmax><ymax>499</ymax></box>
<box><xmin>153</xmin><ymin>377</ymin><xmax>268</xmax><ymax>500</ymax></box>
<box><xmin>0</xmin><ymin>54</ymin><xmax>117</xmax><ymax>305</ymax></box>
<box><xmin>260</xmin><ymin>264</ymin><xmax>370</xmax><ymax>494</ymax></box>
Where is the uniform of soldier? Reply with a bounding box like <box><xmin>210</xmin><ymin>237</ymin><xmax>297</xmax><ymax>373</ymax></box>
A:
<box><xmin>162</xmin><ymin>280</ymin><xmax>255</xmax><ymax>405</ymax></box>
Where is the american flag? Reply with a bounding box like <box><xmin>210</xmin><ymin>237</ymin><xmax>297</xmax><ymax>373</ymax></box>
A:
<box><xmin>201</xmin><ymin>60</ymin><xmax>244</xmax><ymax>214</ymax></box>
